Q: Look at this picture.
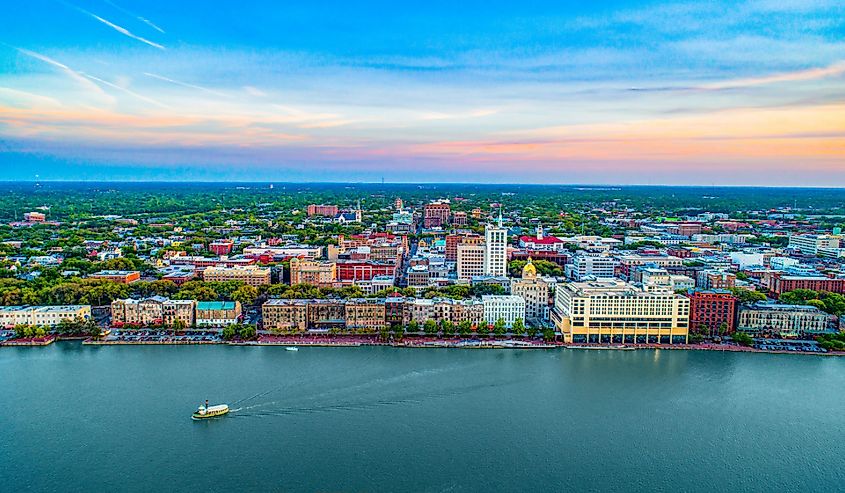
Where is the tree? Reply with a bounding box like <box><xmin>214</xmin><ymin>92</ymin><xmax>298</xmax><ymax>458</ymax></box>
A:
<box><xmin>232</xmin><ymin>285</ymin><xmax>259</xmax><ymax>306</ymax></box>
<box><xmin>732</xmin><ymin>331</ymin><xmax>753</xmax><ymax>347</ymax></box>
<box><xmin>493</xmin><ymin>317</ymin><xmax>507</xmax><ymax>337</ymax></box>
<box><xmin>542</xmin><ymin>328</ymin><xmax>555</xmax><ymax>342</ymax></box>
<box><xmin>423</xmin><ymin>319</ymin><xmax>438</xmax><ymax>335</ymax></box>
<box><xmin>512</xmin><ymin>318</ymin><xmax>525</xmax><ymax>337</ymax></box>
<box><xmin>729</xmin><ymin>288</ymin><xmax>767</xmax><ymax>304</ymax></box>
<box><xmin>172</xmin><ymin>319</ymin><xmax>186</xmax><ymax>333</ymax></box>
<box><xmin>222</xmin><ymin>325</ymin><xmax>237</xmax><ymax>341</ymax></box>
<box><xmin>442</xmin><ymin>320</ymin><xmax>456</xmax><ymax>337</ymax></box>
<box><xmin>458</xmin><ymin>320</ymin><xmax>472</xmax><ymax>337</ymax></box>
<box><xmin>407</xmin><ymin>320</ymin><xmax>419</xmax><ymax>334</ymax></box>
<box><xmin>477</xmin><ymin>322</ymin><xmax>490</xmax><ymax>338</ymax></box>
<box><xmin>238</xmin><ymin>324</ymin><xmax>257</xmax><ymax>340</ymax></box>
<box><xmin>391</xmin><ymin>322</ymin><xmax>404</xmax><ymax>341</ymax></box>
<box><xmin>526</xmin><ymin>325</ymin><xmax>538</xmax><ymax>339</ymax></box>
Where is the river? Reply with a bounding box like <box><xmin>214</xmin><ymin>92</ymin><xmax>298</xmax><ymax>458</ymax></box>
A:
<box><xmin>2</xmin><ymin>343</ymin><xmax>843</xmax><ymax>492</ymax></box>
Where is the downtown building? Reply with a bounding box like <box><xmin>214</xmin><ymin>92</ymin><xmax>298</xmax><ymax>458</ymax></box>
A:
<box><xmin>737</xmin><ymin>303</ymin><xmax>835</xmax><ymax>337</ymax></box>
<box><xmin>202</xmin><ymin>265</ymin><xmax>272</xmax><ymax>286</ymax></box>
<box><xmin>482</xmin><ymin>295</ymin><xmax>526</xmax><ymax>328</ymax></box>
<box><xmin>0</xmin><ymin>305</ymin><xmax>92</xmax><ymax>328</ymax></box>
<box><xmin>483</xmin><ymin>220</ymin><xmax>508</xmax><ymax>277</ymax></box>
<box><xmin>289</xmin><ymin>258</ymin><xmax>337</xmax><ymax>287</ymax></box>
<box><xmin>510</xmin><ymin>258</ymin><xmax>550</xmax><ymax>323</ymax></box>
<box><xmin>423</xmin><ymin>201</ymin><xmax>451</xmax><ymax>228</ymax></box>
<box><xmin>111</xmin><ymin>297</ymin><xmax>196</xmax><ymax>327</ymax></box>
<box><xmin>552</xmin><ymin>279</ymin><xmax>690</xmax><ymax>344</ymax></box>
<box><xmin>687</xmin><ymin>290</ymin><xmax>737</xmax><ymax>335</ymax></box>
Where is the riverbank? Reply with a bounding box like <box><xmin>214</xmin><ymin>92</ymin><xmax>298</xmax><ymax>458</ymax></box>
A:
<box><xmin>27</xmin><ymin>335</ymin><xmax>840</xmax><ymax>356</ymax></box>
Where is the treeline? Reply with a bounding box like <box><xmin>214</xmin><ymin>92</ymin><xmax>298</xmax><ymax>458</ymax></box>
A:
<box><xmin>778</xmin><ymin>289</ymin><xmax>845</xmax><ymax>316</ymax></box>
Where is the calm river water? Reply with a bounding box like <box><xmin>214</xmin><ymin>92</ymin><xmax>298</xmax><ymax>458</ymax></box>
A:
<box><xmin>2</xmin><ymin>343</ymin><xmax>844</xmax><ymax>492</ymax></box>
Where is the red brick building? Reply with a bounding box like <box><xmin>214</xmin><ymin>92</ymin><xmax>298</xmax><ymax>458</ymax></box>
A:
<box><xmin>771</xmin><ymin>275</ymin><xmax>845</xmax><ymax>296</ymax></box>
<box><xmin>688</xmin><ymin>290</ymin><xmax>737</xmax><ymax>334</ymax></box>
<box><xmin>423</xmin><ymin>202</ymin><xmax>451</xmax><ymax>228</ymax></box>
<box><xmin>209</xmin><ymin>240</ymin><xmax>234</xmax><ymax>256</ymax></box>
<box><xmin>307</xmin><ymin>204</ymin><xmax>339</xmax><ymax>217</ymax></box>
<box><xmin>336</xmin><ymin>261</ymin><xmax>397</xmax><ymax>282</ymax></box>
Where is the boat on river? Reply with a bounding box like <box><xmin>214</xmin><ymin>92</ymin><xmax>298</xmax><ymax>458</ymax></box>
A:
<box><xmin>192</xmin><ymin>400</ymin><xmax>229</xmax><ymax>420</ymax></box>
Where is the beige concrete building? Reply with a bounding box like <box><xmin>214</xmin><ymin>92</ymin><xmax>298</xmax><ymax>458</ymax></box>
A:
<box><xmin>345</xmin><ymin>299</ymin><xmax>387</xmax><ymax>332</ymax></box>
<box><xmin>111</xmin><ymin>297</ymin><xmax>195</xmax><ymax>327</ymax></box>
<box><xmin>289</xmin><ymin>258</ymin><xmax>336</xmax><ymax>287</ymax></box>
<box><xmin>457</xmin><ymin>241</ymin><xmax>485</xmax><ymax>281</ymax></box>
<box><xmin>0</xmin><ymin>305</ymin><xmax>91</xmax><ymax>328</ymax></box>
<box><xmin>552</xmin><ymin>279</ymin><xmax>690</xmax><ymax>344</ymax></box>
<box><xmin>510</xmin><ymin>258</ymin><xmax>550</xmax><ymax>322</ymax></box>
<box><xmin>203</xmin><ymin>265</ymin><xmax>271</xmax><ymax>286</ymax></box>
<box><xmin>262</xmin><ymin>299</ymin><xmax>309</xmax><ymax>332</ymax></box>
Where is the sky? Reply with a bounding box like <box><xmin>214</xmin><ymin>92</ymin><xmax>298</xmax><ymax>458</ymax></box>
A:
<box><xmin>0</xmin><ymin>0</ymin><xmax>844</xmax><ymax>185</ymax></box>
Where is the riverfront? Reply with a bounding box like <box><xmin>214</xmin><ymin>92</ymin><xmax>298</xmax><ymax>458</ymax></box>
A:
<box><xmin>2</xmin><ymin>342</ymin><xmax>844</xmax><ymax>492</ymax></box>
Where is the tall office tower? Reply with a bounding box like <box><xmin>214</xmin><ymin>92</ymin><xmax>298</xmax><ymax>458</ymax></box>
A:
<box><xmin>484</xmin><ymin>211</ymin><xmax>507</xmax><ymax>277</ymax></box>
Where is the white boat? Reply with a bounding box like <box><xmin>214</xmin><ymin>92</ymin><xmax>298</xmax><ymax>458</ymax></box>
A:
<box><xmin>192</xmin><ymin>400</ymin><xmax>229</xmax><ymax>420</ymax></box>
<box><xmin>285</xmin><ymin>346</ymin><xmax>299</xmax><ymax>351</ymax></box>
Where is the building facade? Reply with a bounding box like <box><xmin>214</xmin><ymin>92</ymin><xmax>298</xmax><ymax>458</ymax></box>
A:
<box><xmin>482</xmin><ymin>295</ymin><xmax>526</xmax><ymax>328</ymax></box>
<box><xmin>737</xmin><ymin>303</ymin><xmax>835</xmax><ymax>337</ymax></box>
<box><xmin>552</xmin><ymin>279</ymin><xmax>690</xmax><ymax>344</ymax></box>
<box><xmin>289</xmin><ymin>258</ymin><xmax>337</xmax><ymax>287</ymax></box>
<box><xmin>483</xmin><ymin>221</ymin><xmax>508</xmax><ymax>277</ymax></box>
<box><xmin>0</xmin><ymin>305</ymin><xmax>91</xmax><ymax>328</ymax></box>
<box><xmin>202</xmin><ymin>266</ymin><xmax>272</xmax><ymax>286</ymax></box>
<box><xmin>687</xmin><ymin>290</ymin><xmax>737</xmax><ymax>334</ymax></box>
<box><xmin>510</xmin><ymin>259</ymin><xmax>549</xmax><ymax>322</ymax></box>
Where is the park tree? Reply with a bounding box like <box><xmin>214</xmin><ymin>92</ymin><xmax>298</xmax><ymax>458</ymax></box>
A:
<box><xmin>232</xmin><ymin>285</ymin><xmax>259</xmax><ymax>306</ymax></box>
<box><xmin>458</xmin><ymin>320</ymin><xmax>472</xmax><ymax>337</ymax></box>
<box><xmin>222</xmin><ymin>325</ymin><xmax>237</xmax><ymax>341</ymax></box>
<box><xmin>493</xmin><ymin>318</ymin><xmax>507</xmax><ymax>337</ymax></box>
<box><xmin>512</xmin><ymin>318</ymin><xmax>525</xmax><ymax>337</ymax></box>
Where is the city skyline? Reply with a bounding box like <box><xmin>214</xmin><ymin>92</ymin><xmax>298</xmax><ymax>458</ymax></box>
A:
<box><xmin>1</xmin><ymin>0</ymin><xmax>844</xmax><ymax>185</ymax></box>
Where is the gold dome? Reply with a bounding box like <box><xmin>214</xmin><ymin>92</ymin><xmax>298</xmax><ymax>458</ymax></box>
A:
<box><xmin>522</xmin><ymin>257</ymin><xmax>537</xmax><ymax>279</ymax></box>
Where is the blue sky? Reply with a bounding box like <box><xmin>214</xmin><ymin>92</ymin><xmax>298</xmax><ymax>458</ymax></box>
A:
<box><xmin>1</xmin><ymin>0</ymin><xmax>844</xmax><ymax>184</ymax></box>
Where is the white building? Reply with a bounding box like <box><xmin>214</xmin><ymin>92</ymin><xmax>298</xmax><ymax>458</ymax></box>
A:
<box><xmin>728</xmin><ymin>252</ymin><xmax>764</xmax><ymax>269</ymax></box>
<box><xmin>0</xmin><ymin>305</ymin><xmax>92</xmax><ymax>328</ymax></box>
<box><xmin>565</xmin><ymin>253</ymin><xmax>617</xmax><ymax>280</ymax></box>
<box><xmin>482</xmin><ymin>295</ymin><xmax>526</xmax><ymax>328</ymax></box>
<box><xmin>788</xmin><ymin>234</ymin><xmax>840</xmax><ymax>255</ymax></box>
<box><xmin>483</xmin><ymin>219</ymin><xmax>507</xmax><ymax>277</ymax></box>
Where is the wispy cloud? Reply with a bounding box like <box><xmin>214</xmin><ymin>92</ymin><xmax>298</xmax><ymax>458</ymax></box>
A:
<box><xmin>82</xmin><ymin>74</ymin><xmax>170</xmax><ymax>108</ymax></box>
<box><xmin>14</xmin><ymin>47</ymin><xmax>111</xmax><ymax>99</ymax></box>
<box><xmin>60</xmin><ymin>1</ymin><xmax>166</xmax><ymax>50</ymax></box>
<box><xmin>143</xmin><ymin>72</ymin><xmax>227</xmax><ymax>97</ymax></box>
<box><xmin>698</xmin><ymin>60</ymin><xmax>845</xmax><ymax>90</ymax></box>
<box><xmin>104</xmin><ymin>0</ymin><xmax>166</xmax><ymax>33</ymax></box>
<box><xmin>87</xmin><ymin>13</ymin><xmax>166</xmax><ymax>50</ymax></box>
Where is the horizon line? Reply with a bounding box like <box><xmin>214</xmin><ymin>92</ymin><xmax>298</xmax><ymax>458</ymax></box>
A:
<box><xmin>4</xmin><ymin>179</ymin><xmax>845</xmax><ymax>190</ymax></box>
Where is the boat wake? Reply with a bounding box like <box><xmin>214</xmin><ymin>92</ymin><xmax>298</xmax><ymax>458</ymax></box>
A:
<box><xmin>230</xmin><ymin>380</ymin><xmax>517</xmax><ymax>419</ymax></box>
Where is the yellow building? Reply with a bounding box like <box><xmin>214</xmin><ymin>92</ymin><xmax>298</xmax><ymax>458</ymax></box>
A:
<box><xmin>552</xmin><ymin>279</ymin><xmax>689</xmax><ymax>344</ymax></box>
<box><xmin>289</xmin><ymin>258</ymin><xmax>336</xmax><ymax>287</ymax></box>
<box><xmin>202</xmin><ymin>266</ymin><xmax>271</xmax><ymax>286</ymax></box>
<box><xmin>0</xmin><ymin>305</ymin><xmax>92</xmax><ymax>328</ymax></box>
<box><xmin>510</xmin><ymin>258</ymin><xmax>550</xmax><ymax>323</ymax></box>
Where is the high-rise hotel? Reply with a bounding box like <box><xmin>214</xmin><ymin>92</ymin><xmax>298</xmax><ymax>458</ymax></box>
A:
<box><xmin>483</xmin><ymin>213</ymin><xmax>507</xmax><ymax>277</ymax></box>
<box><xmin>552</xmin><ymin>279</ymin><xmax>690</xmax><ymax>344</ymax></box>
